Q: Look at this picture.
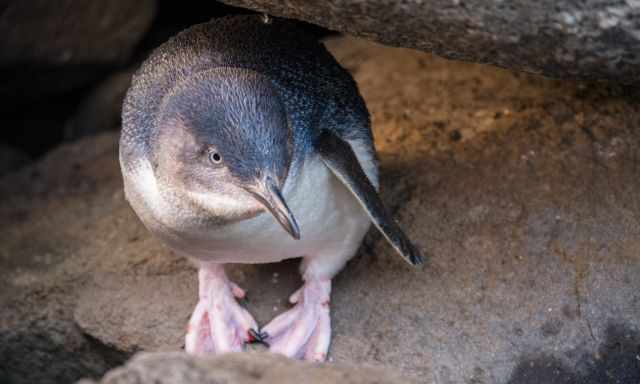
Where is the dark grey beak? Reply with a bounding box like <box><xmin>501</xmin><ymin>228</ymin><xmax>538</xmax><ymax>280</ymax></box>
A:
<box><xmin>247</xmin><ymin>176</ymin><xmax>300</xmax><ymax>240</ymax></box>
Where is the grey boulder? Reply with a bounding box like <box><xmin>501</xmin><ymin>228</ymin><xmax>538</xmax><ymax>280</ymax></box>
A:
<box><xmin>78</xmin><ymin>352</ymin><xmax>411</xmax><ymax>384</ymax></box>
<box><xmin>221</xmin><ymin>0</ymin><xmax>640</xmax><ymax>82</ymax></box>
<box><xmin>64</xmin><ymin>68</ymin><xmax>136</xmax><ymax>140</ymax></box>
<box><xmin>0</xmin><ymin>0</ymin><xmax>155</xmax><ymax>66</ymax></box>
<box><xmin>0</xmin><ymin>0</ymin><xmax>155</xmax><ymax>104</ymax></box>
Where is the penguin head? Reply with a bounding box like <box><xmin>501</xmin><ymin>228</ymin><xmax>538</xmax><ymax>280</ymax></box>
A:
<box><xmin>151</xmin><ymin>68</ymin><xmax>299</xmax><ymax>239</ymax></box>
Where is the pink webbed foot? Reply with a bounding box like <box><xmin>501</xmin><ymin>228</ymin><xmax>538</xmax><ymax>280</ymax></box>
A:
<box><xmin>185</xmin><ymin>265</ymin><xmax>258</xmax><ymax>355</ymax></box>
<box><xmin>263</xmin><ymin>279</ymin><xmax>332</xmax><ymax>361</ymax></box>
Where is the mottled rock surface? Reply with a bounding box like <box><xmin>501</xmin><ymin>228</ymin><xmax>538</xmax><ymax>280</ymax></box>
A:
<box><xmin>64</xmin><ymin>68</ymin><xmax>136</xmax><ymax>140</ymax></box>
<box><xmin>221</xmin><ymin>0</ymin><xmax>640</xmax><ymax>82</ymax></box>
<box><xmin>79</xmin><ymin>352</ymin><xmax>411</xmax><ymax>384</ymax></box>
<box><xmin>0</xmin><ymin>0</ymin><xmax>155</xmax><ymax>104</ymax></box>
<box><xmin>2</xmin><ymin>37</ymin><xmax>640</xmax><ymax>384</ymax></box>
<box><xmin>0</xmin><ymin>0</ymin><xmax>155</xmax><ymax>66</ymax></box>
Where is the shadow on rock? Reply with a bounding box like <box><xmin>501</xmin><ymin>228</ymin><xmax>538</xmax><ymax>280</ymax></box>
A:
<box><xmin>507</xmin><ymin>323</ymin><xmax>640</xmax><ymax>384</ymax></box>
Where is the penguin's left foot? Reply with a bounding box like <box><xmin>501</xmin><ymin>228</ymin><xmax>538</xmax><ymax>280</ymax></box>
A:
<box><xmin>263</xmin><ymin>279</ymin><xmax>331</xmax><ymax>361</ymax></box>
<box><xmin>184</xmin><ymin>265</ymin><xmax>258</xmax><ymax>355</ymax></box>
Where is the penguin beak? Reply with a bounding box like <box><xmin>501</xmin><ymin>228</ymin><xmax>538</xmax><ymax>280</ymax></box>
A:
<box><xmin>246</xmin><ymin>176</ymin><xmax>300</xmax><ymax>240</ymax></box>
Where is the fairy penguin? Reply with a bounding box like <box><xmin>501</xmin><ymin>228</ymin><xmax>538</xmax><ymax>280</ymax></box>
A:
<box><xmin>120</xmin><ymin>15</ymin><xmax>422</xmax><ymax>361</ymax></box>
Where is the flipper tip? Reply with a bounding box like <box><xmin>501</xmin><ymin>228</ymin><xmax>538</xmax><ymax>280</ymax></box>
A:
<box><xmin>408</xmin><ymin>247</ymin><xmax>426</xmax><ymax>267</ymax></box>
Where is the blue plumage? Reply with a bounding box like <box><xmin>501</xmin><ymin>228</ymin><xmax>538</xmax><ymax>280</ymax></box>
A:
<box><xmin>121</xmin><ymin>15</ymin><xmax>375</xmax><ymax>177</ymax></box>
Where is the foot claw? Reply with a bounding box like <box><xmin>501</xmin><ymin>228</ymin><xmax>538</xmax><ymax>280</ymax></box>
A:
<box><xmin>247</xmin><ymin>328</ymin><xmax>270</xmax><ymax>347</ymax></box>
<box><xmin>289</xmin><ymin>287</ymin><xmax>302</xmax><ymax>304</ymax></box>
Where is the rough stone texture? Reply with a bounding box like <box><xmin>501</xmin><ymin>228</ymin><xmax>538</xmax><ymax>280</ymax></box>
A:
<box><xmin>0</xmin><ymin>0</ymin><xmax>155</xmax><ymax>105</ymax></box>
<box><xmin>79</xmin><ymin>352</ymin><xmax>411</xmax><ymax>384</ymax></box>
<box><xmin>0</xmin><ymin>134</ymin><xmax>130</xmax><ymax>384</ymax></box>
<box><xmin>64</xmin><ymin>68</ymin><xmax>136</xmax><ymax>140</ymax></box>
<box><xmin>0</xmin><ymin>0</ymin><xmax>155</xmax><ymax>66</ymax></box>
<box><xmin>2</xmin><ymin>37</ymin><xmax>640</xmax><ymax>384</ymax></box>
<box><xmin>221</xmin><ymin>0</ymin><xmax>640</xmax><ymax>82</ymax></box>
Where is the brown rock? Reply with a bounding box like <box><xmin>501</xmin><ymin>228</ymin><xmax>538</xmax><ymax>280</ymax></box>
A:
<box><xmin>64</xmin><ymin>68</ymin><xmax>136</xmax><ymax>140</ymax></box>
<box><xmin>79</xmin><ymin>352</ymin><xmax>411</xmax><ymax>384</ymax></box>
<box><xmin>2</xmin><ymin>37</ymin><xmax>640</xmax><ymax>384</ymax></box>
<box><xmin>0</xmin><ymin>0</ymin><xmax>155</xmax><ymax>66</ymax></box>
<box><xmin>0</xmin><ymin>0</ymin><xmax>155</xmax><ymax>105</ymax></box>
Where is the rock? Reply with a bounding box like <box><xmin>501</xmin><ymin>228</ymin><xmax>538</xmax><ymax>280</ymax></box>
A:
<box><xmin>1</xmin><ymin>94</ymin><xmax>86</xmax><ymax>157</ymax></box>
<box><xmin>0</xmin><ymin>144</ymin><xmax>30</xmax><ymax>176</ymax></box>
<box><xmin>79</xmin><ymin>352</ymin><xmax>411</xmax><ymax>384</ymax></box>
<box><xmin>64</xmin><ymin>68</ymin><xmax>136</xmax><ymax>140</ymax></box>
<box><xmin>220</xmin><ymin>0</ymin><xmax>640</xmax><ymax>82</ymax></box>
<box><xmin>0</xmin><ymin>0</ymin><xmax>155</xmax><ymax>67</ymax></box>
<box><xmin>2</xmin><ymin>37</ymin><xmax>640</xmax><ymax>384</ymax></box>
<box><xmin>0</xmin><ymin>134</ymin><xmax>129</xmax><ymax>384</ymax></box>
<box><xmin>0</xmin><ymin>0</ymin><xmax>155</xmax><ymax>105</ymax></box>
<box><xmin>0</xmin><ymin>67</ymin><xmax>108</xmax><ymax>110</ymax></box>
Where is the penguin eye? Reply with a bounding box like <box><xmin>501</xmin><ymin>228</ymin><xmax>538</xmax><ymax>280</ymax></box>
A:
<box><xmin>208</xmin><ymin>151</ymin><xmax>222</xmax><ymax>164</ymax></box>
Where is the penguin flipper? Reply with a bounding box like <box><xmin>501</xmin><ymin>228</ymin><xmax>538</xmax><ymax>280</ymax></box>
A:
<box><xmin>315</xmin><ymin>130</ymin><xmax>424</xmax><ymax>266</ymax></box>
